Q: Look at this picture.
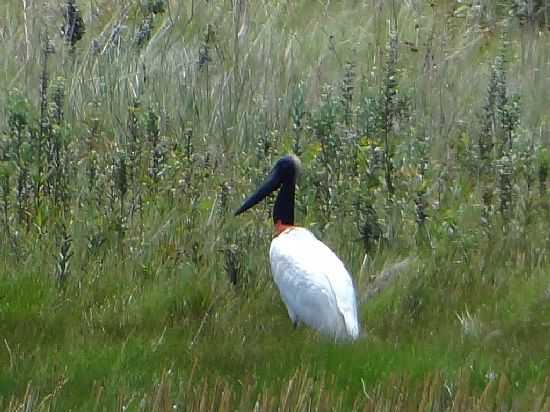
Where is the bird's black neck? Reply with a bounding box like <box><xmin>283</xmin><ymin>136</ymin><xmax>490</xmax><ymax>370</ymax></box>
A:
<box><xmin>273</xmin><ymin>180</ymin><xmax>295</xmax><ymax>225</ymax></box>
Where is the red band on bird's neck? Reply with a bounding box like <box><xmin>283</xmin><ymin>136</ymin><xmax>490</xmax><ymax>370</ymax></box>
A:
<box><xmin>274</xmin><ymin>220</ymin><xmax>294</xmax><ymax>236</ymax></box>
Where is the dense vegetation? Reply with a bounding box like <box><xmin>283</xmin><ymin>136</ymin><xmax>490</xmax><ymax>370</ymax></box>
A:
<box><xmin>1</xmin><ymin>0</ymin><xmax>550</xmax><ymax>410</ymax></box>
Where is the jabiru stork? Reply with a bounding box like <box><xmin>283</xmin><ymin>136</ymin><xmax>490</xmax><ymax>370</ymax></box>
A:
<box><xmin>235</xmin><ymin>155</ymin><xmax>360</xmax><ymax>340</ymax></box>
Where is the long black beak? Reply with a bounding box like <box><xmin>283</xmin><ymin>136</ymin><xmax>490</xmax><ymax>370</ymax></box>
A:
<box><xmin>235</xmin><ymin>168</ymin><xmax>281</xmax><ymax>216</ymax></box>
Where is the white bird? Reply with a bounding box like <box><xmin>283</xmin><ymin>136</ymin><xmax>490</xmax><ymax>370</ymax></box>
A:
<box><xmin>235</xmin><ymin>155</ymin><xmax>359</xmax><ymax>340</ymax></box>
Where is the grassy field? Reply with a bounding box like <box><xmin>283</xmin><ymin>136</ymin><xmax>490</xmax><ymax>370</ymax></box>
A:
<box><xmin>1</xmin><ymin>0</ymin><xmax>550</xmax><ymax>410</ymax></box>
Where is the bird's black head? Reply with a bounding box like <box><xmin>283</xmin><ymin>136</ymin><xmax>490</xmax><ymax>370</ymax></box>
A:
<box><xmin>235</xmin><ymin>155</ymin><xmax>301</xmax><ymax>224</ymax></box>
<box><xmin>272</xmin><ymin>154</ymin><xmax>301</xmax><ymax>182</ymax></box>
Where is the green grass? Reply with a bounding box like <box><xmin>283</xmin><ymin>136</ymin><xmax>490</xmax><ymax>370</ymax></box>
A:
<box><xmin>1</xmin><ymin>0</ymin><xmax>550</xmax><ymax>410</ymax></box>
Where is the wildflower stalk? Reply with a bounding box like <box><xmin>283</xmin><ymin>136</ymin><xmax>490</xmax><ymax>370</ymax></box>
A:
<box><xmin>497</xmin><ymin>153</ymin><xmax>513</xmax><ymax>217</ymax></box>
<box><xmin>0</xmin><ymin>169</ymin><xmax>19</xmax><ymax>258</ymax></box>
<box><xmin>290</xmin><ymin>83</ymin><xmax>306</xmax><ymax>156</ymax></box>
<box><xmin>357</xmin><ymin>200</ymin><xmax>382</xmax><ymax>254</ymax></box>
<box><xmin>37</xmin><ymin>32</ymin><xmax>51</xmax><ymax>210</ymax></box>
<box><xmin>538</xmin><ymin>149</ymin><xmax>549</xmax><ymax>197</ymax></box>
<box><xmin>115</xmin><ymin>153</ymin><xmax>128</xmax><ymax>232</ymax></box>
<box><xmin>184</xmin><ymin>128</ymin><xmax>193</xmax><ymax>163</ymax></box>
<box><xmin>224</xmin><ymin>244</ymin><xmax>242</xmax><ymax>287</ymax></box>
<box><xmin>49</xmin><ymin>77</ymin><xmax>69</xmax><ymax>211</ymax></box>
<box><xmin>61</xmin><ymin>0</ymin><xmax>85</xmax><ymax>50</ymax></box>
<box><xmin>55</xmin><ymin>224</ymin><xmax>73</xmax><ymax>289</ymax></box>
<box><xmin>16</xmin><ymin>166</ymin><xmax>30</xmax><ymax>226</ymax></box>
<box><xmin>380</xmin><ymin>31</ymin><xmax>399</xmax><ymax>200</ymax></box>
<box><xmin>414</xmin><ymin>189</ymin><xmax>429</xmax><ymax>246</ymax></box>
<box><xmin>146</xmin><ymin>106</ymin><xmax>162</xmax><ymax>187</ymax></box>
<box><xmin>341</xmin><ymin>61</ymin><xmax>355</xmax><ymax>128</ymax></box>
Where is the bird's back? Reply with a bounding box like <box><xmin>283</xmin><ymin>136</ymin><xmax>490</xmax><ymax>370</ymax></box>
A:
<box><xmin>269</xmin><ymin>227</ymin><xmax>359</xmax><ymax>340</ymax></box>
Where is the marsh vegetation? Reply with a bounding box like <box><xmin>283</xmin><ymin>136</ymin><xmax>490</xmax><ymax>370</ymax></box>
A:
<box><xmin>1</xmin><ymin>0</ymin><xmax>550</xmax><ymax>410</ymax></box>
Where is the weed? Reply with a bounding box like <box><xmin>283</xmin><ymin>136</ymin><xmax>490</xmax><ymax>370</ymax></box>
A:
<box><xmin>224</xmin><ymin>243</ymin><xmax>242</xmax><ymax>287</ymax></box>
<box><xmin>0</xmin><ymin>1</ymin><xmax>549</xmax><ymax>409</ymax></box>
<box><xmin>290</xmin><ymin>82</ymin><xmax>307</xmax><ymax>156</ymax></box>
<box><xmin>61</xmin><ymin>0</ymin><xmax>85</xmax><ymax>49</ymax></box>
<box><xmin>55</xmin><ymin>223</ymin><xmax>74</xmax><ymax>289</ymax></box>
<box><xmin>538</xmin><ymin>148</ymin><xmax>550</xmax><ymax>196</ymax></box>
<box><xmin>379</xmin><ymin>30</ymin><xmax>399</xmax><ymax>200</ymax></box>
<box><xmin>341</xmin><ymin>60</ymin><xmax>356</xmax><ymax>127</ymax></box>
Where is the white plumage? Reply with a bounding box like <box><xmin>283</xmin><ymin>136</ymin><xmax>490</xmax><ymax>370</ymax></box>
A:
<box><xmin>270</xmin><ymin>227</ymin><xmax>359</xmax><ymax>340</ymax></box>
<box><xmin>235</xmin><ymin>154</ymin><xmax>360</xmax><ymax>340</ymax></box>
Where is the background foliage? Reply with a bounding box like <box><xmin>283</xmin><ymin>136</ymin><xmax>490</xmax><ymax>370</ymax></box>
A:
<box><xmin>1</xmin><ymin>0</ymin><xmax>550</xmax><ymax>410</ymax></box>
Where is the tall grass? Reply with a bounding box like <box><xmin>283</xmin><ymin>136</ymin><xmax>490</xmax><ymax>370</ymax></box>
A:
<box><xmin>1</xmin><ymin>0</ymin><xmax>550</xmax><ymax>410</ymax></box>
<box><xmin>5</xmin><ymin>367</ymin><xmax>550</xmax><ymax>411</ymax></box>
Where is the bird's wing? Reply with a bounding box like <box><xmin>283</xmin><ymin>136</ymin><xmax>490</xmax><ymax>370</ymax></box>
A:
<box><xmin>270</xmin><ymin>228</ymin><xmax>359</xmax><ymax>339</ymax></box>
<box><xmin>305</xmin><ymin>233</ymin><xmax>359</xmax><ymax>338</ymax></box>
